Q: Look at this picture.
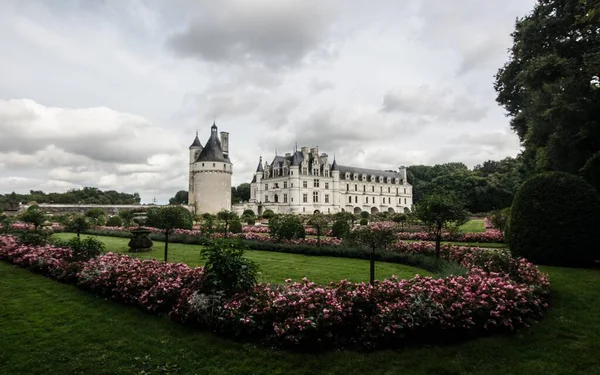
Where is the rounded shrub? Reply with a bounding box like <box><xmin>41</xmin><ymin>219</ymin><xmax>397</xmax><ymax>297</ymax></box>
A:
<box><xmin>331</xmin><ymin>219</ymin><xmax>350</xmax><ymax>239</ymax></box>
<box><xmin>106</xmin><ymin>215</ymin><xmax>123</xmax><ymax>227</ymax></box>
<box><xmin>359</xmin><ymin>218</ymin><xmax>368</xmax><ymax>226</ymax></box>
<box><xmin>360</xmin><ymin>211</ymin><xmax>370</xmax><ymax>219</ymax></box>
<box><xmin>509</xmin><ymin>171</ymin><xmax>600</xmax><ymax>267</ymax></box>
<box><xmin>242</xmin><ymin>209</ymin><xmax>255</xmax><ymax>217</ymax></box>
<box><xmin>229</xmin><ymin>219</ymin><xmax>243</xmax><ymax>234</ymax></box>
<box><xmin>262</xmin><ymin>209</ymin><xmax>275</xmax><ymax>220</ymax></box>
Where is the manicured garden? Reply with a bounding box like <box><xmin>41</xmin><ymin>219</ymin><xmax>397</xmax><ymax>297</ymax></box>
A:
<box><xmin>1</xmin><ymin>261</ymin><xmax>598</xmax><ymax>375</ymax></box>
<box><xmin>52</xmin><ymin>233</ymin><xmax>432</xmax><ymax>284</ymax></box>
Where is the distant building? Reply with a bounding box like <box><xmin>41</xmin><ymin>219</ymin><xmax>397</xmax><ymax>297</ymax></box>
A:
<box><xmin>234</xmin><ymin>146</ymin><xmax>412</xmax><ymax>216</ymax></box>
<box><xmin>188</xmin><ymin>122</ymin><xmax>232</xmax><ymax>214</ymax></box>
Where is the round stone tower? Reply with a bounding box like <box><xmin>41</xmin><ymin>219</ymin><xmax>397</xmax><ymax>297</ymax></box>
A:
<box><xmin>188</xmin><ymin>122</ymin><xmax>233</xmax><ymax>214</ymax></box>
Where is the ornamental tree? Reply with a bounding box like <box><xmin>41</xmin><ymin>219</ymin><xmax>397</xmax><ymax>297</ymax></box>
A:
<box><xmin>19</xmin><ymin>205</ymin><xmax>47</xmax><ymax>231</ymax></box>
<box><xmin>118</xmin><ymin>210</ymin><xmax>134</xmax><ymax>226</ymax></box>
<box><xmin>349</xmin><ymin>222</ymin><xmax>397</xmax><ymax>285</ymax></box>
<box><xmin>67</xmin><ymin>215</ymin><xmax>90</xmax><ymax>238</ymax></box>
<box><xmin>216</xmin><ymin>210</ymin><xmax>239</xmax><ymax>237</ymax></box>
<box><xmin>307</xmin><ymin>213</ymin><xmax>330</xmax><ymax>247</ymax></box>
<box><xmin>269</xmin><ymin>214</ymin><xmax>305</xmax><ymax>241</ymax></box>
<box><xmin>85</xmin><ymin>208</ymin><xmax>105</xmax><ymax>225</ymax></box>
<box><xmin>146</xmin><ymin>206</ymin><xmax>193</xmax><ymax>262</ymax></box>
<box><xmin>414</xmin><ymin>193</ymin><xmax>469</xmax><ymax>258</ymax></box>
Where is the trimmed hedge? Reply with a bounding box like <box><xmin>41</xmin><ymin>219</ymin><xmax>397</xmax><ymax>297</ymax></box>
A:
<box><xmin>509</xmin><ymin>171</ymin><xmax>600</xmax><ymax>267</ymax></box>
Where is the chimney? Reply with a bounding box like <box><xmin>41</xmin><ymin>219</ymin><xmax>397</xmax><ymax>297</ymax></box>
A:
<box><xmin>220</xmin><ymin>131</ymin><xmax>229</xmax><ymax>157</ymax></box>
<box><xmin>399</xmin><ymin>166</ymin><xmax>407</xmax><ymax>183</ymax></box>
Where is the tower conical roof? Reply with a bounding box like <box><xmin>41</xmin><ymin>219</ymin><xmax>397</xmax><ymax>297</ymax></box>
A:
<box><xmin>189</xmin><ymin>131</ymin><xmax>203</xmax><ymax>149</ymax></box>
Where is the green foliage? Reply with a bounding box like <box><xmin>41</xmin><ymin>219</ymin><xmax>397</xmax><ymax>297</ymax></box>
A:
<box><xmin>229</xmin><ymin>219</ymin><xmax>243</xmax><ymax>234</ymax></box>
<box><xmin>61</xmin><ymin>237</ymin><xmax>105</xmax><ymax>262</ymax></box>
<box><xmin>0</xmin><ymin>214</ymin><xmax>12</xmax><ymax>234</ymax></box>
<box><xmin>242</xmin><ymin>209</ymin><xmax>255</xmax><ymax>217</ymax></box>
<box><xmin>359</xmin><ymin>218</ymin><xmax>368</xmax><ymax>226</ymax></box>
<box><xmin>245</xmin><ymin>217</ymin><xmax>256</xmax><ymax>225</ymax></box>
<box><xmin>118</xmin><ymin>210</ymin><xmax>134</xmax><ymax>226</ymax></box>
<box><xmin>490</xmin><ymin>208</ymin><xmax>511</xmax><ymax>234</ymax></box>
<box><xmin>307</xmin><ymin>213</ymin><xmax>329</xmax><ymax>246</ymax></box>
<box><xmin>360</xmin><ymin>211</ymin><xmax>370</xmax><ymax>219</ymax></box>
<box><xmin>509</xmin><ymin>172</ymin><xmax>600</xmax><ymax>267</ymax></box>
<box><xmin>200</xmin><ymin>214</ymin><xmax>217</xmax><ymax>236</ymax></box>
<box><xmin>18</xmin><ymin>231</ymin><xmax>51</xmax><ymax>246</ymax></box>
<box><xmin>200</xmin><ymin>239</ymin><xmax>259</xmax><ymax>295</ymax></box>
<box><xmin>66</xmin><ymin>215</ymin><xmax>91</xmax><ymax>237</ymax></box>
<box><xmin>145</xmin><ymin>206</ymin><xmax>193</xmax><ymax>262</ymax></box>
<box><xmin>331</xmin><ymin>219</ymin><xmax>350</xmax><ymax>239</ymax></box>
<box><xmin>415</xmin><ymin>193</ymin><xmax>470</xmax><ymax>258</ymax></box>
<box><xmin>494</xmin><ymin>0</ymin><xmax>600</xmax><ymax>191</ymax></box>
<box><xmin>261</xmin><ymin>209</ymin><xmax>275</xmax><ymax>220</ymax></box>
<box><xmin>85</xmin><ymin>208</ymin><xmax>105</xmax><ymax>225</ymax></box>
<box><xmin>169</xmin><ymin>190</ymin><xmax>189</xmax><ymax>205</ymax></box>
<box><xmin>333</xmin><ymin>211</ymin><xmax>356</xmax><ymax>225</ymax></box>
<box><xmin>106</xmin><ymin>216</ymin><xmax>123</xmax><ymax>227</ymax></box>
<box><xmin>268</xmin><ymin>214</ymin><xmax>305</xmax><ymax>241</ymax></box>
<box><xmin>0</xmin><ymin>187</ymin><xmax>140</xmax><ymax>205</ymax></box>
<box><xmin>96</xmin><ymin>215</ymin><xmax>106</xmax><ymax>226</ymax></box>
<box><xmin>19</xmin><ymin>207</ymin><xmax>47</xmax><ymax>230</ymax></box>
<box><xmin>231</xmin><ymin>183</ymin><xmax>251</xmax><ymax>204</ymax></box>
<box><xmin>348</xmin><ymin>223</ymin><xmax>398</xmax><ymax>285</ymax></box>
<box><xmin>216</xmin><ymin>210</ymin><xmax>239</xmax><ymax>236</ymax></box>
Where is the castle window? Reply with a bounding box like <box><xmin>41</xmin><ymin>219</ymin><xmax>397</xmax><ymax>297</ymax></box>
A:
<box><xmin>274</xmin><ymin>194</ymin><xmax>279</xmax><ymax>203</ymax></box>
<box><xmin>325</xmin><ymin>182</ymin><xmax>329</xmax><ymax>189</ymax></box>
<box><xmin>213</xmin><ymin>163</ymin><xmax>215</xmax><ymax>167</ymax></box>
<box><xmin>313</xmin><ymin>168</ymin><xmax>319</xmax><ymax>176</ymax></box>
<box><xmin>353</xmin><ymin>173</ymin><xmax>358</xmax><ymax>180</ymax></box>
<box><xmin>313</xmin><ymin>192</ymin><xmax>319</xmax><ymax>202</ymax></box>
<box><xmin>284</xmin><ymin>181</ymin><xmax>288</xmax><ymax>189</ymax></box>
<box><xmin>265</xmin><ymin>184</ymin><xmax>268</xmax><ymax>190</ymax></box>
<box><xmin>291</xmin><ymin>171</ymin><xmax>294</xmax><ymax>176</ymax></box>
<box><xmin>291</xmin><ymin>183</ymin><xmax>293</xmax><ymax>187</ymax></box>
<box><xmin>265</xmin><ymin>195</ymin><xmax>268</xmax><ymax>202</ymax></box>
<box><xmin>363</xmin><ymin>185</ymin><xmax>366</xmax><ymax>192</ymax></box>
<box><xmin>372</xmin><ymin>197</ymin><xmax>375</xmax><ymax>203</ymax></box>
<box><xmin>325</xmin><ymin>194</ymin><xmax>329</xmax><ymax>203</ymax></box>
<box><xmin>362</xmin><ymin>174</ymin><xmax>367</xmax><ymax>181</ymax></box>
<box><xmin>404</xmin><ymin>188</ymin><xmax>407</xmax><ymax>194</ymax></box>
<box><xmin>324</xmin><ymin>170</ymin><xmax>329</xmax><ymax>177</ymax></box>
<box><xmin>365</xmin><ymin>197</ymin><xmax>368</xmax><ymax>203</ymax></box>
<box><xmin>345</xmin><ymin>173</ymin><xmax>350</xmax><ymax>179</ymax></box>
<box><xmin>284</xmin><ymin>194</ymin><xmax>288</xmax><ymax>203</ymax></box>
<box><xmin>303</xmin><ymin>167</ymin><xmax>308</xmax><ymax>175</ymax></box>
<box><xmin>355</xmin><ymin>196</ymin><xmax>358</xmax><ymax>203</ymax></box>
<box><xmin>314</xmin><ymin>179</ymin><xmax>320</xmax><ymax>188</ymax></box>
<box><xmin>303</xmin><ymin>207</ymin><xmax>306</xmax><ymax>212</ymax></box>
<box><xmin>349</xmin><ymin>196</ymin><xmax>352</xmax><ymax>203</ymax></box>
<box><xmin>303</xmin><ymin>181</ymin><xmax>308</xmax><ymax>188</ymax></box>
<box><xmin>346</xmin><ymin>184</ymin><xmax>349</xmax><ymax>191</ymax></box>
<box><xmin>303</xmin><ymin>194</ymin><xmax>308</xmax><ymax>203</ymax></box>
<box><xmin>354</xmin><ymin>184</ymin><xmax>357</xmax><ymax>191</ymax></box>
<box><xmin>202</xmin><ymin>163</ymin><xmax>205</xmax><ymax>167</ymax></box>
<box><xmin>388</xmin><ymin>187</ymin><xmax>390</xmax><ymax>193</ymax></box>
<box><xmin>404</xmin><ymin>198</ymin><xmax>407</xmax><ymax>204</ymax></box>
<box><xmin>372</xmin><ymin>186</ymin><xmax>375</xmax><ymax>192</ymax></box>
<box><xmin>223</xmin><ymin>164</ymin><xmax>226</xmax><ymax>170</ymax></box>
<box><xmin>380</xmin><ymin>186</ymin><xmax>383</xmax><ymax>193</ymax></box>
<box><xmin>396</xmin><ymin>188</ymin><xmax>398</xmax><ymax>194</ymax></box>
<box><xmin>399</xmin><ymin>198</ymin><xmax>401</xmax><ymax>204</ymax></box>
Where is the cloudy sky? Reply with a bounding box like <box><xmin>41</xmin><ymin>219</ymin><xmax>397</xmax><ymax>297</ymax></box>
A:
<box><xmin>0</xmin><ymin>0</ymin><xmax>535</xmax><ymax>203</ymax></box>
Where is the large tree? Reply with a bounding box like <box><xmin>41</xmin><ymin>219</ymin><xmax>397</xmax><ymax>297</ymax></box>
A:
<box><xmin>495</xmin><ymin>0</ymin><xmax>600</xmax><ymax>190</ymax></box>
<box><xmin>169</xmin><ymin>190</ymin><xmax>189</xmax><ymax>205</ymax></box>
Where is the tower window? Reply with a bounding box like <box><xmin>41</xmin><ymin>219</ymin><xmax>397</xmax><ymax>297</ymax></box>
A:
<box><xmin>388</xmin><ymin>187</ymin><xmax>390</xmax><ymax>193</ymax></box>
<box><xmin>404</xmin><ymin>198</ymin><xmax>407</xmax><ymax>204</ymax></box>
<box><xmin>404</xmin><ymin>188</ymin><xmax>407</xmax><ymax>194</ymax></box>
<box><xmin>224</xmin><ymin>164</ymin><xmax>226</xmax><ymax>170</ymax></box>
<box><xmin>313</xmin><ymin>192</ymin><xmax>319</xmax><ymax>202</ymax></box>
<box><xmin>213</xmin><ymin>163</ymin><xmax>215</xmax><ymax>167</ymax></box>
<box><xmin>372</xmin><ymin>186</ymin><xmax>375</xmax><ymax>192</ymax></box>
<box><xmin>349</xmin><ymin>196</ymin><xmax>352</xmax><ymax>203</ymax></box>
<box><xmin>303</xmin><ymin>194</ymin><xmax>308</xmax><ymax>203</ymax></box>
<box><xmin>354</xmin><ymin>184</ymin><xmax>357</xmax><ymax>191</ymax></box>
<box><xmin>346</xmin><ymin>184</ymin><xmax>349</xmax><ymax>191</ymax></box>
<box><xmin>325</xmin><ymin>194</ymin><xmax>329</xmax><ymax>203</ymax></box>
<box><xmin>355</xmin><ymin>196</ymin><xmax>358</xmax><ymax>203</ymax></box>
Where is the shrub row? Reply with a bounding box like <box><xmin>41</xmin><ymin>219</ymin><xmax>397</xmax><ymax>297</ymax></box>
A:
<box><xmin>1</xmin><ymin>235</ymin><xmax>549</xmax><ymax>350</ymax></box>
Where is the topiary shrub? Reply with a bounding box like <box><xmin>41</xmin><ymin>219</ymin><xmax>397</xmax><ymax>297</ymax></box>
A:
<box><xmin>229</xmin><ymin>219</ymin><xmax>243</xmax><ymax>234</ymax></box>
<box><xmin>106</xmin><ymin>215</ymin><xmax>123</xmax><ymax>227</ymax></box>
<box><xmin>269</xmin><ymin>214</ymin><xmax>305</xmax><ymax>241</ymax></box>
<box><xmin>262</xmin><ymin>209</ymin><xmax>275</xmax><ymax>220</ymax></box>
<box><xmin>509</xmin><ymin>171</ymin><xmax>600</xmax><ymax>267</ymax></box>
<box><xmin>242</xmin><ymin>209</ymin><xmax>255</xmax><ymax>217</ymax></box>
<box><xmin>331</xmin><ymin>219</ymin><xmax>350</xmax><ymax>239</ymax></box>
<box><xmin>359</xmin><ymin>218</ymin><xmax>368</xmax><ymax>226</ymax></box>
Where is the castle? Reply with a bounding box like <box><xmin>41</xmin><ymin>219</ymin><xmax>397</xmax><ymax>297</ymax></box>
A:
<box><xmin>188</xmin><ymin>122</ymin><xmax>232</xmax><ymax>214</ymax></box>
<box><xmin>236</xmin><ymin>146</ymin><xmax>413</xmax><ymax>216</ymax></box>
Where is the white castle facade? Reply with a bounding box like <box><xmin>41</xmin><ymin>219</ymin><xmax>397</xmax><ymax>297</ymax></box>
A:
<box><xmin>234</xmin><ymin>146</ymin><xmax>413</xmax><ymax>216</ymax></box>
<box><xmin>188</xmin><ymin>122</ymin><xmax>232</xmax><ymax>214</ymax></box>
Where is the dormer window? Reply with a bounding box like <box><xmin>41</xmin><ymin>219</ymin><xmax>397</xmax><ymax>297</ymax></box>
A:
<box><xmin>371</xmin><ymin>175</ymin><xmax>376</xmax><ymax>182</ymax></box>
<box><xmin>353</xmin><ymin>173</ymin><xmax>358</xmax><ymax>180</ymax></box>
<box><xmin>362</xmin><ymin>174</ymin><xmax>367</xmax><ymax>181</ymax></box>
<box><xmin>345</xmin><ymin>172</ymin><xmax>350</xmax><ymax>179</ymax></box>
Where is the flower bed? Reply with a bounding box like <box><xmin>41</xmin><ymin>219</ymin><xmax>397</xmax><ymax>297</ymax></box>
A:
<box><xmin>0</xmin><ymin>234</ymin><xmax>548</xmax><ymax>350</ymax></box>
<box><xmin>395</xmin><ymin>228</ymin><xmax>504</xmax><ymax>243</ymax></box>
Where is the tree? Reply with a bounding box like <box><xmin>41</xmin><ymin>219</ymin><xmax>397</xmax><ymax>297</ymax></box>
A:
<box><xmin>169</xmin><ymin>190</ymin><xmax>189</xmax><ymax>205</ymax></box>
<box><xmin>262</xmin><ymin>209</ymin><xmax>275</xmax><ymax>220</ymax></box>
<box><xmin>85</xmin><ymin>208</ymin><xmax>105</xmax><ymax>225</ymax></box>
<box><xmin>414</xmin><ymin>193</ymin><xmax>470</xmax><ymax>258</ymax></box>
<box><xmin>19</xmin><ymin>206</ymin><xmax>47</xmax><ymax>231</ymax></box>
<box><xmin>495</xmin><ymin>0</ymin><xmax>600</xmax><ymax>191</ymax></box>
<box><xmin>0</xmin><ymin>213</ymin><xmax>13</xmax><ymax>234</ymax></box>
<box><xmin>200</xmin><ymin>239</ymin><xmax>259</xmax><ymax>295</ymax></box>
<box><xmin>67</xmin><ymin>215</ymin><xmax>90</xmax><ymax>238</ymax></box>
<box><xmin>331</xmin><ymin>219</ymin><xmax>350</xmax><ymax>239</ymax></box>
<box><xmin>216</xmin><ymin>210</ymin><xmax>239</xmax><ymax>237</ymax></box>
<box><xmin>348</xmin><ymin>222</ymin><xmax>397</xmax><ymax>285</ymax></box>
<box><xmin>145</xmin><ymin>206</ymin><xmax>193</xmax><ymax>262</ymax></box>
<box><xmin>231</xmin><ymin>183</ymin><xmax>251</xmax><ymax>203</ymax></box>
<box><xmin>392</xmin><ymin>213</ymin><xmax>408</xmax><ymax>231</ymax></box>
<box><xmin>118</xmin><ymin>210</ymin><xmax>134</xmax><ymax>226</ymax></box>
<box><xmin>269</xmin><ymin>214</ymin><xmax>305</xmax><ymax>241</ymax></box>
<box><xmin>307</xmin><ymin>213</ymin><xmax>329</xmax><ymax>247</ymax></box>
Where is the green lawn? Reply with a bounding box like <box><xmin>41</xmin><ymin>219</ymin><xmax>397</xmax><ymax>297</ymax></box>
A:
<box><xmin>459</xmin><ymin>219</ymin><xmax>486</xmax><ymax>233</ymax></box>
<box><xmin>1</xmin><ymin>262</ymin><xmax>598</xmax><ymax>375</ymax></box>
<box><xmin>52</xmin><ymin>233</ymin><xmax>432</xmax><ymax>284</ymax></box>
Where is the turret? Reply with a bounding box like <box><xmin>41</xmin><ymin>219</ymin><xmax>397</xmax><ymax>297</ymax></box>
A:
<box><xmin>331</xmin><ymin>157</ymin><xmax>340</xmax><ymax>208</ymax></box>
<box><xmin>220</xmin><ymin>131</ymin><xmax>229</xmax><ymax>158</ymax></box>
<box><xmin>189</xmin><ymin>131</ymin><xmax>203</xmax><ymax>164</ymax></box>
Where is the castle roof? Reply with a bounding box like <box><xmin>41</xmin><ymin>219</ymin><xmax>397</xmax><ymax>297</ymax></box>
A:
<box><xmin>331</xmin><ymin>158</ymin><xmax>338</xmax><ymax>171</ymax></box>
<box><xmin>196</xmin><ymin>123</ymin><xmax>230</xmax><ymax>163</ymax></box>
<box><xmin>189</xmin><ymin>132</ymin><xmax>203</xmax><ymax>149</ymax></box>
<box><xmin>256</xmin><ymin>157</ymin><xmax>264</xmax><ymax>172</ymax></box>
<box><xmin>291</xmin><ymin>151</ymin><xmax>303</xmax><ymax>166</ymax></box>
<box><xmin>337</xmin><ymin>165</ymin><xmax>401</xmax><ymax>179</ymax></box>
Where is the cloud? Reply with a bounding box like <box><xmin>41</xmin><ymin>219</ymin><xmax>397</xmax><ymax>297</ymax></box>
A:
<box><xmin>167</xmin><ymin>0</ymin><xmax>337</xmax><ymax>68</ymax></box>
<box><xmin>381</xmin><ymin>86</ymin><xmax>488</xmax><ymax>122</ymax></box>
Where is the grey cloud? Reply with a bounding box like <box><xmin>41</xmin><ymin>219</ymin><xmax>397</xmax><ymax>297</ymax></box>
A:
<box><xmin>381</xmin><ymin>86</ymin><xmax>488</xmax><ymax>122</ymax></box>
<box><xmin>167</xmin><ymin>0</ymin><xmax>337</xmax><ymax>68</ymax></box>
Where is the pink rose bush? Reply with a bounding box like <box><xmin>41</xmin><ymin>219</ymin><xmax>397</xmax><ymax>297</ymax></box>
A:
<box><xmin>0</xmin><ymin>233</ymin><xmax>548</xmax><ymax>350</ymax></box>
<box><xmin>396</xmin><ymin>228</ymin><xmax>504</xmax><ymax>243</ymax></box>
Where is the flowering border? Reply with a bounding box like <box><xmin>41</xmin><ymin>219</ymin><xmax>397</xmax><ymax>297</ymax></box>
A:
<box><xmin>0</xmin><ymin>234</ymin><xmax>547</xmax><ymax>350</ymax></box>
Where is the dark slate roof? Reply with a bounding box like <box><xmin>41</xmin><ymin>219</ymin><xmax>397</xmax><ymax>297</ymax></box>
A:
<box><xmin>337</xmin><ymin>165</ymin><xmax>400</xmax><ymax>179</ymax></box>
<box><xmin>251</xmin><ymin>174</ymin><xmax>257</xmax><ymax>183</ymax></box>
<box><xmin>291</xmin><ymin>151</ymin><xmax>304</xmax><ymax>166</ymax></box>
<box><xmin>189</xmin><ymin>132</ymin><xmax>203</xmax><ymax>149</ymax></box>
<box><xmin>256</xmin><ymin>157</ymin><xmax>264</xmax><ymax>172</ymax></box>
<box><xmin>331</xmin><ymin>158</ymin><xmax>338</xmax><ymax>171</ymax></box>
<box><xmin>196</xmin><ymin>125</ymin><xmax>229</xmax><ymax>163</ymax></box>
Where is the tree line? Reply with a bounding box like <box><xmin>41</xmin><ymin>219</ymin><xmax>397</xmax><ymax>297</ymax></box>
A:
<box><xmin>0</xmin><ymin>187</ymin><xmax>141</xmax><ymax>210</ymax></box>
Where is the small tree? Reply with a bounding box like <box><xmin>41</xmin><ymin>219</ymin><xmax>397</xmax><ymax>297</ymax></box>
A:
<box><xmin>20</xmin><ymin>206</ymin><xmax>47</xmax><ymax>231</ymax></box>
<box><xmin>307</xmin><ymin>213</ymin><xmax>330</xmax><ymax>247</ymax></box>
<box><xmin>262</xmin><ymin>209</ymin><xmax>275</xmax><ymax>220</ymax></box>
<box><xmin>146</xmin><ymin>206</ymin><xmax>193</xmax><ymax>262</ymax></box>
<box><xmin>216</xmin><ymin>210</ymin><xmax>239</xmax><ymax>237</ymax></box>
<box><xmin>201</xmin><ymin>214</ymin><xmax>218</xmax><ymax>237</ymax></box>
<box><xmin>0</xmin><ymin>213</ymin><xmax>13</xmax><ymax>234</ymax></box>
<box><xmin>85</xmin><ymin>208</ymin><xmax>105</xmax><ymax>225</ymax></box>
<box><xmin>200</xmin><ymin>239</ymin><xmax>259</xmax><ymax>295</ymax></box>
<box><xmin>67</xmin><ymin>215</ymin><xmax>90</xmax><ymax>238</ymax></box>
<box><xmin>269</xmin><ymin>214</ymin><xmax>305</xmax><ymax>241</ymax></box>
<box><xmin>392</xmin><ymin>213</ymin><xmax>408</xmax><ymax>231</ymax></box>
<box><xmin>414</xmin><ymin>193</ymin><xmax>469</xmax><ymax>258</ymax></box>
<box><xmin>118</xmin><ymin>210</ymin><xmax>134</xmax><ymax>226</ymax></box>
<box><xmin>360</xmin><ymin>211</ymin><xmax>370</xmax><ymax>219</ymax></box>
<box><xmin>331</xmin><ymin>219</ymin><xmax>351</xmax><ymax>239</ymax></box>
<box><xmin>348</xmin><ymin>222</ymin><xmax>397</xmax><ymax>285</ymax></box>
<box><xmin>106</xmin><ymin>215</ymin><xmax>123</xmax><ymax>227</ymax></box>
<box><xmin>242</xmin><ymin>209</ymin><xmax>255</xmax><ymax>218</ymax></box>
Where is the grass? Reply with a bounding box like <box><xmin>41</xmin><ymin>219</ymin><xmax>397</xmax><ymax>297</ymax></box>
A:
<box><xmin>459</xmin><ymin>219</ymin><xmax>486</xmax><ymax>233</ymax></box>
<box><xmin>52</xmin><ymin>233</ymin><xmax>433</xmax><ymax>284</ymax></box>
<box><xmin>1</xmin><ymin>262</ymin><xmax>598</xmax><ymax>375</ymax></box>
